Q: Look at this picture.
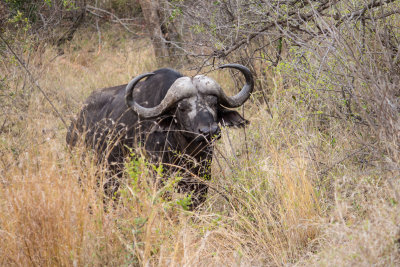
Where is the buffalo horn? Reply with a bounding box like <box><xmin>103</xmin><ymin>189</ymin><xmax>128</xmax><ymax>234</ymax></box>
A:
<box><xmin>217</xmin><ymin>64</ymin><xmax>254</xmax><ymax>108</ymax></box>
<box><xmin>125</xmin><ymin>75</ymin><xmax>196</xmax><ymax>118</ymax></box>
<box><xmin>125</xmin><ymin>72</ymin><xmax>154</xmax><ymax>116</ymax></box>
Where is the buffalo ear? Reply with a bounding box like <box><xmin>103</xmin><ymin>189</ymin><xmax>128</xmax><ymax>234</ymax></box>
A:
<box><xmin>218</xmin><ymin>109</ymin><xmax>249</xmax><ymax>127</ymax></box>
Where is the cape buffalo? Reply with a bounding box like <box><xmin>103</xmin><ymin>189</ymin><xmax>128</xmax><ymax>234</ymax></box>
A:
<box><xmin>66</xmin><ymin>64</ymin><xmax>254</xmax><ymax>209</ymax></box>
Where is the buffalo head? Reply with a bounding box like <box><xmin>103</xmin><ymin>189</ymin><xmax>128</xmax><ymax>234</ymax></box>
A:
<box><xmin>125</xmin><ymin>64</ymin><xmax>254</xmax><ymax>143</ymax></box>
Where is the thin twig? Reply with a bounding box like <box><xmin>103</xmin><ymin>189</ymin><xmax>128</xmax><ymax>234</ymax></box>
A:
<box><xmin>318</xmin><ymin>144</ymin><xmax>371</xmax><ymax>176</ymax></box>
<box><xmin>86</xmin><ymin>5</ymin><xmax>139</xmax><ymax>35</ymax></box>
<box><xmin>0</xmin><ymin>33</ymin><xmax>68</xmax><ymax>128</ymax></box>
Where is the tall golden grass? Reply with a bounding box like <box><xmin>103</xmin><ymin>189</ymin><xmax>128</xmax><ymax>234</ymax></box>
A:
<box><xmin>1</xmin><ymin>26</ymin><xmax>399</xmax><ymax>266</ymax></box>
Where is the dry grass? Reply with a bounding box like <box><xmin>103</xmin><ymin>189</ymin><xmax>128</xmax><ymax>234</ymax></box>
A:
<box><xmin>1</xmin><ymin>25</ymin><xmax>399</xmax><ymax>266</ymax></box>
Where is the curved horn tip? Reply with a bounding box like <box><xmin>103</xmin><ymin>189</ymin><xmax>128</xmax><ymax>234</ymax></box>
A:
<box><xmin>134</xmin><ymin>72</ymin><xmax>155</xmax><ymax>79</ymax></box>
<box><xmin>215</xmin><ymin>63</ymin><xmax>254</xmax><ymax>108</ymax></box>
<box><xmin>125</xmin><ymin>72</ymin><xmax>156</xmax><ymax>91</ymax></box>
<box><xmin>125</xmin><ymin>72</ymin><xmax>156</xmax><ymax>104</ymax></box>
<box><xmin>218</xmin><ymin>63</ymin><xmax>249</xmax><ymax>70</ymax></box>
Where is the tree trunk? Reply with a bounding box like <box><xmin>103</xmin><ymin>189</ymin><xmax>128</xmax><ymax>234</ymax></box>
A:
<box><xmin>138</xmin><ymin>0</ymin><xmax>169</xmax><ymax>61</ymax></box>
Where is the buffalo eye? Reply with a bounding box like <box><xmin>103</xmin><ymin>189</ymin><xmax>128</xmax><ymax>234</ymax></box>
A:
<box><xmin>177</xmin><ymin>101</ymin><xmax>190</xmax><ymax>112</ymax></box>
<box><xmin>205</xmin><ymin>95</ymin><xmax>218</xmax><ymax>106</ymax></box>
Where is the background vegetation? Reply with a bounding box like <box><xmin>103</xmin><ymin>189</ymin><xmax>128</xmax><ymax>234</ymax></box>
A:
<box><xmin>0</xmin><ymin>0</ymin><xmax>399</xmax><ymax>266</ymax></box>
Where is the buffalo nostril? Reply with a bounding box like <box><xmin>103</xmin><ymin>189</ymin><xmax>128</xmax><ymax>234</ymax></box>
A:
<box><xmin>199</xmin><ymin>127</ymin><xmax>210</xmax><ymax>135</ymax></box>
<box><xmin>210</xmin><ymin>125</ymin><xmax>220</xmax><ymax>135</ymax></box>
<box><xmin>199</xmin><ymin>125</ymin><xmax>220</xmax><ymax>137</ymax></box>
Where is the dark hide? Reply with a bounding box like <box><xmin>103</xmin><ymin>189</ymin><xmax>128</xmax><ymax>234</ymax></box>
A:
<box><xmin>67</xmin><ymin>68</ymin><xmax>247</xmax><ymax>209</ymax></box>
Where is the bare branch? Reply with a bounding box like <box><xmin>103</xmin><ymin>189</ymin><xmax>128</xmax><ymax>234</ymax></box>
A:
<box><xmin>0</xmin><ymin>32</ymin><xmax>68</xmax><ymax>128</ymax></box>
<box><xmin>86</xmin><ymin>4</ymin><xmax>140</xmax><ymax>35</ymax></box>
